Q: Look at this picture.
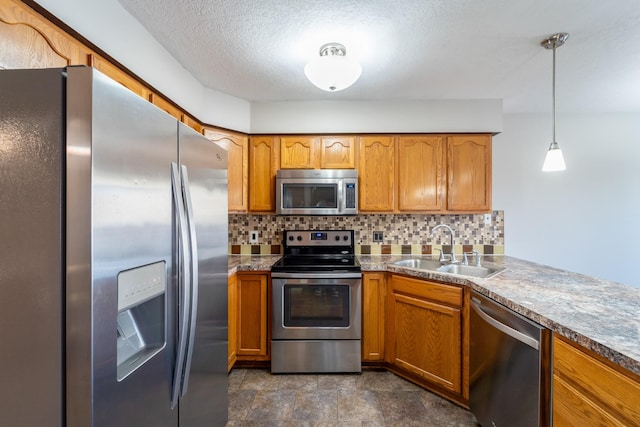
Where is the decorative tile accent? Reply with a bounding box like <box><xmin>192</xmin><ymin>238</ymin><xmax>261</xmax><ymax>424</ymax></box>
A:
<box><xmin>229</xmin><ymin>211</ymin><xmax>505</xmax><ymax>255</ymax></box>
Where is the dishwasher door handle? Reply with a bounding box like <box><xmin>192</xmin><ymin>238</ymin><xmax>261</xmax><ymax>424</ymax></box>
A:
<box><xmin>471</xmin><ymin>300</ymin><xmax>539</xmax><ymax>350</ymax></box>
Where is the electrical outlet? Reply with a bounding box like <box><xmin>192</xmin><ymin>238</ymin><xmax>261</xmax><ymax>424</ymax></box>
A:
<box><xmin>373</xmin><ymin>231</ymin><xmax>384</xmax><ymax>242</ymax></box>
<box><xmin>249</xmin><ymin>230</ymin><xmax>259</xmax><ymax>244</ymax></box>
<box><xmin>484</xmin><ymin>214</ymin><xmax>492</xmax><ymax>225</ymax></box>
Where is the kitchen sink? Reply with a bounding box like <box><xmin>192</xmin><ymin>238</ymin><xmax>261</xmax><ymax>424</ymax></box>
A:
<box><xmin>392</xmin><ymin>258</ymin><xmax>445</xmax><ymax>270</ymax></box>
<box><xmin>436</xmin><ymin>263</ymin><xmax>504</xmax><ymax>279</ymax></box>
<box><xmin>391</xmin><ymin>258</ymin><xmax>504</xmax><ymax>279</ymax></box>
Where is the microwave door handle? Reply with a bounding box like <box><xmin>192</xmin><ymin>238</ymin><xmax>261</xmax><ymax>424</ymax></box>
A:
<box><xmin>338</xmin><ymin>179</ymin><xmax>344</xmax><ymax>213</ymax></box>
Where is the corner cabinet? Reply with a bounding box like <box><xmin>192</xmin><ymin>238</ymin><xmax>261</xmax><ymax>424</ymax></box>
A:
<box><xmin>248</xmin><ymin>136</ymin><xmax>279</xmax><ymax>212</ymax></box>
<box><xmin>447</xmin><ymin>135</ymin><xmax>492</xmax><ymax>212</ymax></box>
<box><xmin>552</xmin><ymin>335</ymin><xmax>640</xmax><ymax>426</ymax></box>
<box><xmin>386</xmin><ymin>274</ymin><xmax>464</xmax><ymax>398</ymax></box>
<box><xmin>236</xmin><ymin>273</ymin><xmax>270</xmax><ymax>360</ymax></box>
<box><xmin>204</xmin><ymin>128</ymin><xmax>249</xmax><ymax>212</ymax></box>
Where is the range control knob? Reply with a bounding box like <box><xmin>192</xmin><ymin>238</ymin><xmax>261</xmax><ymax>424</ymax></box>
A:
<box><xmin>343</xmin><ymin>235</ymin><xmax>349</xmax><ymax>241</ymax></box>
<box><xmin>297</xmin><ymin>235</ymin><xmax>303</xmax><ymax>241</ymax></box>
<box><xmin>335</xmin><ymin>235</ymin><xmax>341</xmax><ymax>241</ymax></box>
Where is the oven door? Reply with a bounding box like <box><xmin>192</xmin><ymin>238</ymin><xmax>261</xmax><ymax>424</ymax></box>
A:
<box><xmin>272</xmin><ymin>274</ymin><xmax>361</xmax><ymax>340</ymax></box>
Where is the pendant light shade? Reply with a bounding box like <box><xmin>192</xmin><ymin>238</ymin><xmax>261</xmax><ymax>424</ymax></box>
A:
<box><xmin>541</xmin><ymin>33</ymin><xmax>569</xmax><ymax>172</ymax></box>
<box><xmin>304</xmin><ymin>43</ymin><xmax>362</xmax><ymax>92</ymax></box>
<box><xmin>542</xmin><ymin>141</ymin><xmax>566</xmax><ymax>172</ymax></box>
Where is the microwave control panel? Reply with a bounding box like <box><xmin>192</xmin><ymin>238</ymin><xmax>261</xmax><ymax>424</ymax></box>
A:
<box><xmin>345</xmin><ymin>182</ymin><xmax>356</xmax><ymax>209</ymax></box>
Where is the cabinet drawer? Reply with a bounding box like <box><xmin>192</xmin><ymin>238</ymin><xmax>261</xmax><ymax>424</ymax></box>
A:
<box><xmin>390</xmin><ymin>274</ymin><xmax>462</xmax><ymax>307</ymax></box>
<box><xmin>553</xmin><ymin>336</ymin><xmax>640</xmax><ymax>426</ymax></box>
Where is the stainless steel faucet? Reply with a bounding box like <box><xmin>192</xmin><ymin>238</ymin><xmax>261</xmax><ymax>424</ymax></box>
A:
<box><xmin>431</xmin><ymin>224</ymin><xmax>457</xmax><ymax>263</ymax></box>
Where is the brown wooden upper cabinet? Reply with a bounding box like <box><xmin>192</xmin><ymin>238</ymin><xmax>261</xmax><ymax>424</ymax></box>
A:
<box><xmin>280</xmin><ymin>136</ymin><xmax>318</xmax><ymax>169</ymax></box>
<box><xmin>358</xmin><ymin>134</ymin><xmax>491</xmax><ymax>213</ymax></box>
<box><xmin>320</xmin><ymin>136</ymin><xmax>356</xmax><ymax>168</ymax></box>
<box><xmin>204</xmin><ymin>128</ymin><xmax>249</xmax><ymax>212</ymax></box>
<box><xmin>248</xmin><ymin>136</ymin><xmax>279</xmax><ymax>212</ymax></box>
<box><xmin>279</xmin><ymin>136</ymin><xmax>356</xmax><ymax>169</ymax></box>
<box><xmin>397</xmin><ymin>135</ymin><xmax>446</xmax><ymax>211</ymax></box>
<box><xmin>358</xmin><ymin>136</ymin><xmax>395</xmax><ymax>212</ymax></box>
<box><xmin>446</xmin><ymin>135</ymin><xmax>492</xmax><ymax>212</ymax></box>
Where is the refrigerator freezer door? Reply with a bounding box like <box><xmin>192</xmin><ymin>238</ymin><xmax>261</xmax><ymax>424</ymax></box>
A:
<box><xmin>66</xmin><ymin>67</ymin><xmax>177</xmax><ymax>427</ymax></box>
<box><xmin>0</xmin><ymin>68</ymin><xmax>65</xmax><ymax>427</ymax></box>
<box><xmin>177</xmin><ymin>122</ymin><xmax>229</xmax><ymax>427</ymax></box>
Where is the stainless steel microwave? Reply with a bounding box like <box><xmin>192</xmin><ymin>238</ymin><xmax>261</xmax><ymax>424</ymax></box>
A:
<box><xmin>276</xmin><ymin>169</ymin><xmax>358</xmax><ymax>215</ymax></box>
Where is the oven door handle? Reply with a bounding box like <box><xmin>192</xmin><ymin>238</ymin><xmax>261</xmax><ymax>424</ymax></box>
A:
<box><xmin>271</xmin><ymin>272</ymin><xmax>362</xmax><ymax>279</ymax></box>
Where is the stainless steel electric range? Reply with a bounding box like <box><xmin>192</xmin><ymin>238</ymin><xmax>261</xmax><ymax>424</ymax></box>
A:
<box><xmin>270</xmin><ymin>230</ymin><xmax>362</xmax><ymax>373</ymax></box>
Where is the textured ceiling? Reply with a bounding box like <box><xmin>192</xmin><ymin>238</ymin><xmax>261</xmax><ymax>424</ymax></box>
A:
<box><xmin>117</xmin><ymin>0</ymin><xmax>640</xmax><ymax>113</ymax></box>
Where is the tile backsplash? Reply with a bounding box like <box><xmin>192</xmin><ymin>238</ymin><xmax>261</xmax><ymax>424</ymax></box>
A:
<box><xmin>229</xmin><ymin>211</ymin><xmax>504</xmax><ymax>256</ymax></box>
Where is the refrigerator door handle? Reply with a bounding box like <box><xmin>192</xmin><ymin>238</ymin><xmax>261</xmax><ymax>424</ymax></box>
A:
<box><xmin>170</xmin><ymin>162</ymin><xmax>192</xmax><ymax>409</ymax></box>
<box><xmin>179</xmin><ymin>164</ymin><xmax>199</xmax><ymax>397</ymax></box>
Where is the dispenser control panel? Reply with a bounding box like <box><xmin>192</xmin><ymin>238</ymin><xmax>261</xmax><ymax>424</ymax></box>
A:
<box><xmin>117</xmin><ymin>261</ymin><xmax>166</xmax><ymax>312</ymax></box>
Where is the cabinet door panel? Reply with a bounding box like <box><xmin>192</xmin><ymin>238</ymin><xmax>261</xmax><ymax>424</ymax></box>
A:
<box><xmin>387</xmin><ymin>275</ymin><xmax>463</xmax><ymax>395</ymax></box>
<box><xmin>358</xmin><ymin>136</ymin><xmax>395</xmax><ymax>211</ymax></box>
<box><xmin>280</xmin><ymin>136</ymin><xmax>317</xmax><ymax>169</ymax></box>
<box><xmin>237</xmin><ymin>274</ymin><xmax>268</xmax><ymax>357</ymax></box>
<box><xmin>249</xmin><ymin>136</ymin><xmax>278</xmax><ymax>212</ymax></box>
<box><xmin>391</xmin><ymin>293</ymin><xmax>462</xmax><ymax>393</ymax></box>
<box><xmin>320</xmin><ymin>136</ymin><xmax>356</xmax><ymax>169</ymax></box>
<box><xmin>552</xmin><ymin>336</ymin><xmax>640</xmax><ymax>426</ymax></box>
<box><xmin>362</xmin><ymin>273</ymin><xmax>385</xmax><ymax>361</ymax></box>
<box><xmin>447</xmin><ymin>135</ymin><xmax>491</xmax><ymax>212</ymax></box>
<box><xmin>398</xmin><ymin>135</ymin><xmax>445</xmax><ymax>211</ymax></box>
<box><xmin>227</xmin><ymin>274</ymin><xmax>238</xmax><ymax>371</ymax></box>
<box><xmin>205</xmin><ymin>129</ymin><xmax>248</xmax><ymax>212</ymax></box>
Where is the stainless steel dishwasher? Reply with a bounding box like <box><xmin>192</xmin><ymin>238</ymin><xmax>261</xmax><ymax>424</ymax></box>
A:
<box><xmin>469</xmin><ymin>291</ymin><xmax>550</xmax><ymax>427</ymax></box>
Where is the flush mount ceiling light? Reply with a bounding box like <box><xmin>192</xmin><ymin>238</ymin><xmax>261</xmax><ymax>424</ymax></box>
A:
<box><xmin>541</xmin><ymin>32</ymin><xmax>569</xmax><ymax>172</ymax></box>
<box><xmin>304</xmin><ymin>42</ymin><xmax>362</xmax><ymax>92</ymax></box>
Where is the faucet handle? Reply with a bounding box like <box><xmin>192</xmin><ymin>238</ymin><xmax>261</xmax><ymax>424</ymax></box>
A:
<box><xmin>464</xmin><ymin>250</ymin><xmax>482</xmax><ymax>266</ymax></box>
<box><xmin>463</xmin><ymin>252</ymin><xmax>471</xmax><ymax>265</ymax></box>
<box><xmin>433</xmin><ymin>248</ymin><xmax>447</xmax><ymax>262</ymax></box>
<box><xmin>473</xmin><ymin>250</ymin><xmax>482</xmax><ymax>267</ymax></box>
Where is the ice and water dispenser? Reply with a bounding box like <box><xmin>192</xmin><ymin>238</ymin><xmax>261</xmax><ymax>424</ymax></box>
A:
<box><xmin>116</xmin><ymin>261</ymin><xmax>166</xmax><ymax>381</ymax></box>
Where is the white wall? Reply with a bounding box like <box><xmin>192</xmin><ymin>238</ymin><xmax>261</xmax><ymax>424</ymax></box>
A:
<box><xmin>250</xmin><ymin>100</ymin><xmax>503</xmax><ymax>134</ymax></box>
<box><xmin>493</xmin><ymin>113</ymin><xmax>640</xmax><ymax>288</ymax></box>
<box><xmin>34</xmin><ymin>0</ymin><xmax>251</xmax><ymax>132</ymax></box>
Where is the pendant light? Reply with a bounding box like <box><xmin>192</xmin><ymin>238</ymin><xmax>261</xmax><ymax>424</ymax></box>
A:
<box><xmin>304</xmin><ymin>43</ymin><xmax>362</xmax><ymax>92</ymax></box>
<box><xmin>541</xmin><ymin>33</ymin><xmax>569</xmax><ymax>172</ymax></box>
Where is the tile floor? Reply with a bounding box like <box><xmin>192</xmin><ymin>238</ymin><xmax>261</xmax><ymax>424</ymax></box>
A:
<box><xmin>227</xmin><ymin>368</ymin><xmax>479</xmax><ymax>426</ymax></box>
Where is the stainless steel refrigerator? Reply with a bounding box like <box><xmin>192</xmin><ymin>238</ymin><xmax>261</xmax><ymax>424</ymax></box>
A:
<box><xmin>0</xmin><ymin>67</ymin><xmax>228</xmax><ymax>427</ymax></box>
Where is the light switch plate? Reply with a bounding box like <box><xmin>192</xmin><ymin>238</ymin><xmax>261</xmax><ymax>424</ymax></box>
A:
<box><xmin>249</xmin><ymin>230</ymin><xmax>259</xmax><ymax>244</ymax></box>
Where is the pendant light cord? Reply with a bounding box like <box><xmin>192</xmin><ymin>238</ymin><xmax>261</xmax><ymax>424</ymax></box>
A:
<box><xmin>552</xmin><ymin>44</ymin><xmax>556</xmax><ymax>145</ymax></box>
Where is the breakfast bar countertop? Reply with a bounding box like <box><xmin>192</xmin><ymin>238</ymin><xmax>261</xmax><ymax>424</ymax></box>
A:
<box><xmin>229</xmin><ymin>254</ymin><xmax>640</xmax><ymax>377</ymax></box>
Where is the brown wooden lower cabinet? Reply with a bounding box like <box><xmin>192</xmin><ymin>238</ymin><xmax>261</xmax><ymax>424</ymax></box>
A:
<box><xmin>362</xmin><ymin>273</ymin><xmax>386</xmax><ymax>361</ymax></box>
<box><xmin>236</xmin><ymin>272</ymin><xmax>270</xmax><ymax>361</ymax></box>
<box><xmin>552</xmin><ymin>335</ymin><xmax>640</xmax><ymax>426</ymax></box>
<box><xmin>227</xmin><ymin>273</ymin><xmax>238</xmax><ymax>371</ymax></box>
<box><xmin>385</xmin><ymin>274</ymin><xmax>464</xmax><ymax>399</ymax></box>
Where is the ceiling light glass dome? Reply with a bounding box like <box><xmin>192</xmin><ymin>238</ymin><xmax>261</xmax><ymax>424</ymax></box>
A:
<box><xmin>304</xmin><ymin>43</ymin><xmax>362</xmax><ymax>92</ymax></box>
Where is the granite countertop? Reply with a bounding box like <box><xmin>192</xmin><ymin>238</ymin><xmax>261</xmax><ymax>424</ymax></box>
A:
<box><xmin>228</xmin><ymin>254</ymin><xmax>640</xmax><ymax>377</ymax></box>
